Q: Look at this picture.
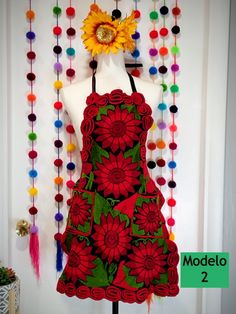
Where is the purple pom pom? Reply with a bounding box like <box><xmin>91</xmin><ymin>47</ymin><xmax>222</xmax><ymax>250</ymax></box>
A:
<box><xmin>30</xmin><ymin>225</ymin><xmax>38</xmax><ymax>234</ymax></box>
<box><xmin>54</xmin><ymin>62</ymin><xmax>63</xmax><ymax>72</ymax></box>
<box><xmin>171</xmin><ymin>63</ymin><xmax>179</xmax><ymax>72</ymax></box>
<box><xmin>149</xmin><ymin>48</ymin><xmax>158</xmax><ymax>57</ymax></box>
<box><xmin>158</xmin><ymin>121</ymin><xmax>167</xmax><ymax>130</ymax></box>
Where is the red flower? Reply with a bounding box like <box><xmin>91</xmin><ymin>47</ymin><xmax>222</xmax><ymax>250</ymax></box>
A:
<box><xmin>70</xmin><ymin>194</ymin><xmax>90</xmax><ymax>227</ymax></box>
<box><xmin>82</xmin><ymin>136</ymin><xmax>93</xmax><ymax>151</ymax></box>
<box><xmin>106</xmin><ymin>286</ymin><xmax>122</xmax><ymax>302</ymax></box>
<box><xmin>86</xmin><ymin>92</ymin><xmax>99</xmax><ymax>105</ymax></box>
<box><xmin>82</xmin><ymin>162</ymin><xmax>93</xmax><ymax>175</ymax></box>
<box><xmin>123</xmin><ymin>93</ymin><xmax>134</xmax><ymax>105</ymax></box>
<box><xmin>94</xmin><ymin>106</ymin><xmax>142</xmax><ymax>153</ymax></box>
<box><xmin>136</xmin><ymin>288</ymin><xmax>149</xmax><ymax>303</ymax></box>
<box><xmin>64</xmin><ymin>239</ymin><xmax>96</xmax><ymax>282</ymax></box>
<box><xmin>80</xmin><ymin>149</ymin><xmax>89</xmax><ymax>161</ymax></box>
<box><xmin>167</xmin><ymin>252</ymin><xmax>179</xmax><ymax>267</ymax></box>
<box><xmin>126</xmin><ymin>241</ymin><xmax>167</xmax><ymax>286</ymax></box>
<box><xmin>135</xmin><ymin>202</ymin><xmax>164</xmax><ymax>234</ymax></box>
<box><xmin>168</xmin><ymin>284</ymin><xmax>179</xmax><ymax>296</ymax></box>
<box><xmin>65</xmin><ymin>283</ymin><xmax>76</xmax><ymax>297</ymax></box>
<box><xmin>139</xmin><ymin>131</ymin><xmax>147</xmax><ymax>145</ymax></box>
<box><xmin>80</xmin><ymin>118</ymin><xmax>95</xmax><ymax>136</ymax></box>
<box><xmin>57</xmin><ymin>279</ymin><xmax>65</xmax><ymax>294</ymax></box>
<box><xmin>168</xmin><ymin>267</ymin><xmax>179</xmax><ymax>284</ymax></box>
<box><xmin>154</xmin><ymin>284</ymin><xmax>168</xmax><ymax>297</ymax></box>
<box><xmin>94</xmin><ymin>152</ymin><xmax>141</xmax><ymax>199</ymax></box>
<box><xmin>92</xmin><ymin>213</ymin><xmax>131</xmax><ymax>263</ymax></box>
<box><xmin>76</xmin><ymin>286</ymin><xmax>91</xmax><ymax>299</ymax></box>
<box><xmin>137</xmin><ymin>103</ymin><xmax>152</xmax><ymax>116</ymax></box>
<box><xmin>166</xmin><ymin>240</ymin><xmax>178</xmax><ymax>253</ymax></box>
<box><xmin>77</xmin><ymin>177</ymin><xmax>87</xmax><ymax>190</ymax></box>
<box><xmin>96</xmin><ymin>93</ymin><xmax>109</xmax><ymax>107</ymax></box>
<box><xmin>121</xmin><ymin>290</ymin><xmax>136</xmax><ymax>303</ymax></box>
<box><xmin>84</xmin><ymin>105</ymin><xmax>99</xmax><ymax>119</ymax></box>
<box><xmin>90</xmin><ymin>287</ymin><xmax>106</xmax><ymax>300</ymax></box>
<box><xmin>109</xmin><ymin>89</ymin><xmax>124</xmax><ymax>105</ymax></box>
<box><xmin>132</xmin><ymin>92</ymin><xmax>145</xmax><ymax>105</ymax></box>
<box><xmin>140</xmin><ymin>145</ymin><xmax>146</xmax><ymax>161</ymax></box>
<box><xmin>142</xmin><ymin>115</ymin><xmax>154</xmax><ymax>130</ymax></box>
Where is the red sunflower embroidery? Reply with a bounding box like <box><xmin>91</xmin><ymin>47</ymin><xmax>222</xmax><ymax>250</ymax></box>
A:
<box><xmin>92</xmin><ymin>213</ymin><xmax>132</xmax><ymax>264</ymax></box>
<box><xmin>64</xmin><ymin>239</ymin><xmax>96</xmax><ymax>282</ymax></box>
<box><xmin>70</xmin><ymin>194</ymin><xmax>90</xmax><ymax>227</ymax></box>
<box><xmin>94</xmin><ymin>152</ymin><xmax>141</xmax><ymax>199</ymax></box>
<box><xmin>135</xmin><ymin>202</ymin><xmax>164</xmax><ymax>234</ymax></box>
<box><xmin>94</xmin><ymin>107</ymin><xmax>142</xmax><ymax>153</ymax></box>
<box><xmin>126</xmin><ymin>241</ymin><xmax>167</xmax><ymax>286</ymax></box>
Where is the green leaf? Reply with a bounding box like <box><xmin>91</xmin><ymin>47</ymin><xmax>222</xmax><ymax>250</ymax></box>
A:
<box><xmin>82</xmin><ymin>192</ymin><xmax>93</xmax><ymax>204</ymax></box>
<box><xmin>85</xmin><ymin>172</ymin><xmax>94</xmax><ymax>190</ymax></box>
<box><xmin>94</xmin><ymin>192</ymin><xmax>112</xmax><ymax>224</ymax></box>
<box><xmin>64</xmin><ymin>233</ymin><xmax>74</xmax><ymax>253</ymax></box>
<box><xmin>159</xmin><ymin>272</ymin><xmax>168</xmax><ymax>284</ymax></box>
<box><xmin>96</xmin><ymin>105</ymin><xmax>114</xmax><ymax>121</ymax></box>
<box><xmin>108</xmin><ymin>263</ymin><xmax>118</xmax><ymax>276</ymax></box>
<box><xmin>154</xmin><ymin>226</ymin><xmax>163</xmax><ymax>238</ymax></box>
<box><xmin>91</xmin><ymin>141</ymin><xmax>109</xmax><ymax>169</ymax></box>
<box><xmin>83</xmin><ymin>258</ymin><xmax>109</xmax><ymax>287</ymax></box>
<box><xmin>78</xmin><ymin>221</ymin><xmax>91</xmax><ymax>234</ymax></box>
<box><xmin>132</xmin><ymin>223</ymin><xmax>145</xmax><ymax>236</ymax></box>
<box><xmin>124</xmin><ymin>143</ymin><xmax>140</xmax><ymax>163</ymax></box>
<box><xmin>123</xmin><ymin>265</ymin><xmax>144</xmax><ymax>289</ymax></box>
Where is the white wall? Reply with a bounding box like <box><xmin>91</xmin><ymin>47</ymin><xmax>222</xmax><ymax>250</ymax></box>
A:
<box><xmin>0</xmin><ymin>0</ymin><xmax>230</xmax><ymax>313</ymax></box>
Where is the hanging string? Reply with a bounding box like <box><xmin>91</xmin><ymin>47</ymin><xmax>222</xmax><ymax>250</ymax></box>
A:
<box><xmin>52</xmin><ymin>0</ymin><xmax>64</xmax><ymax>272</ymax></box>
<box><xmin>131</xmin><ymin>0</ymin><xmax>141</xmax><ymax>77</ymax></box>
<box><xmin>26</xmin><ymin>0</ymin><xmax>40</xmax><ymax>279</ymax></box>
<box><xmin>167</xmin><ymin>0</ymin><xmax>181</xmax><ymax>241</ymax></box>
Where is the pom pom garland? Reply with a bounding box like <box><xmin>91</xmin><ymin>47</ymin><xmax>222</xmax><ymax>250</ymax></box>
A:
<box><xmin>130</xmin><ymin>0</ymin><xmax>141</xmax><ymax>78</ymax></box>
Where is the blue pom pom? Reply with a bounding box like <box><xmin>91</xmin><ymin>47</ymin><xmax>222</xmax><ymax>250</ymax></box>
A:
<box><xmin>158</xmin><ymin>102</ymin><xmax>167</xmax><ymax>111</ymax></box>
<box><xmin>149</xmin><ymin>66</ymin><xmax>158</xmax><ymax>75</ymax></box>
<box><xmin>54</xmin><ymin>119</ymin><xmax>63</xmax><ymax>128</ymax></box>
<box><xmin>66</xmin><ymin>47</ymin><xmax>75</xmax><ymax>56</ymax></box>
<box><xmin>29</xmin><ymin>169</ymin><xmax>38</xmax><ymax>178</ymax></box>
<box><xmin>168</xmin><ymin>160</ymin><xmax>177</xmax><ymax>169</ymax></box>
<box><xmin>131</xmin><ymin>49</ymin><xmax>140</xmax><ymax>58</ymax></box>
<box><xmin>132</xmin><ymin>31</ymin><xmax>140</xmax><ymax>40</ymax></box>
<box><xmin>26</xmin><ymin>31</ymin><xmax>36</xmax><ymax>40</ymax></box>
<box><xmin>67</xmin><ymin>162</ymin><xmax>75</xmax><ymax>170</ymax></box>
<box><xmin>56</xmin><ymin>240</ymin><xmax>63</xmax><ymax>272</ymax></box>
<box><xmin>55</xmin><ymin>212</ymin><xmax>63</xmax><ymax>221</ymax></box>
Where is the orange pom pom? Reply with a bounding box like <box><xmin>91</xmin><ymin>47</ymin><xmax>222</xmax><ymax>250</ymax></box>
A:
<box><xmin>54</xmin><ymin>177</ymin><xmax>63</xmax><ymax>185</ymax></box>
<box><xmin>26</xmin><ymin>10</ymin><xmax>35</xmax><ymax>20</ymax></box>
<box><xmin>159</xmin><ymin>46</ymin><xmax>168</xmax><ymax>56</ymax></box>
<box><xmin>27</xmin><ymin>93</ymin><xmax>36</xmax><ymax>102</ymax></box>
<box><xmin>156</xmin><ymin>140</ymin><xmax>166</xmax><ymax>149</ymax></box>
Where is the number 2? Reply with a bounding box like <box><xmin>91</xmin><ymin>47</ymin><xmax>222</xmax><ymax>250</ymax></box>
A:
<box><xmin>201</xmin><ymin>271</ymin><xmax>208</xmax><ymax>282</ymax></box>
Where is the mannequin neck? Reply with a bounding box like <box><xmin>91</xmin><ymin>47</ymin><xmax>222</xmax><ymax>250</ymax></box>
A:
<box><xmin>96</xmin><ymin>51</ymin><xmax>126</xmax><ymax>76</ymax></box>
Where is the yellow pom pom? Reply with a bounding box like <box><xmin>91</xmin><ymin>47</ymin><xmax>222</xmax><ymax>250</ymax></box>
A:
<box><xmin>54</xmin><ymin>176</ymin><xmax>63</xmax><ymax>185</ymax></box>
<box><xmin>67</xmin><ymin>143</ymin><xmax>76</xmax><ymax>152</ymax></box>
<box><xmin>54</xmin><ymin>80</ymin><xmax>63</xmax><ymax>90</ymax></box>
<box><xmin>150</xmin><ymin>123</ymin><xmax>157</xmax><ymax>131</ymax></box>
<box><xmin>169</xmin><ymin>232</ymin><xmax>175</xmax><ymax>241</ymax></box>
<box><xmin>28</xmin><ymin>187</ymin><xmax>38</xmax><ymax>196</ymax></box>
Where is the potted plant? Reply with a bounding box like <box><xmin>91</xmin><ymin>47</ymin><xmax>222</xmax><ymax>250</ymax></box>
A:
<box><xmin>0</xmin><ymin>266</ymin><xmax>20</xmax><ymax>314</ymax></box>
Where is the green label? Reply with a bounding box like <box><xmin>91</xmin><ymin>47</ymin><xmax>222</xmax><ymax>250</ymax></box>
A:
<box><xmin>181</xmin><ymin>252</ymin><xmax>229</xmax><ymax>288</ymax></box>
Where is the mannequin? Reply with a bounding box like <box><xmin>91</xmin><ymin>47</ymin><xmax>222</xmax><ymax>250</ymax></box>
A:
<box><xmin>61</xmin><ymin>51</ymin><xmax>162</xmax><ymax>150</ymax></box>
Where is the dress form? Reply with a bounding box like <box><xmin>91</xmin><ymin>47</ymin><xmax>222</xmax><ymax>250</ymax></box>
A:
<box><xmin>61</xmin><ymin>51</ymin><xmax>162</xmax><ymax>150</ymax></box>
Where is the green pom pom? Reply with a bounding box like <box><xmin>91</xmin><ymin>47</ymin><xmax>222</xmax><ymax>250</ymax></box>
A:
<box><xmin>150</xmin><ymin>11</ymin><xmax>158</xmax><ymax>20</ymax></box>
<box><xmin>28</xmin><ymin>132</ymin><xmax>37</xmax><ymax>141</ymax></box>
<box><xmin>170</xmin><ymin>84</ymin><xmax>179</xmax><ymax>93</ymax></box>
<box><xmin>53</xmin><ymin>6</ymin><xmax>62</xmax><ymax>15</ymax></box>
<box><xmin>161</xmin><ymin>83</ymin><xmax>168</xmax><ymax>92</ymax></box>
<box><xmin>171</xmin><ymin>45</ymin><xmax>180</xmax><ymax>55</ymax></box>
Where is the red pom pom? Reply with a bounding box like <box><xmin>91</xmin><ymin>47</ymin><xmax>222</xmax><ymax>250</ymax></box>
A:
<box><xmin>147</xmin><ymin>142</ymin><xmax>156</xmax><ymax>150</ymax></box>
<box><xmin>167</xmin><ymin>217</ymin><xmax>175</xmax><ymax>227</ymax></box>
<box><xmin>53</xmin><ymin>26</ymin><xmax>62</xmax><ymax>36</ymax></box>
<box><xmin>27</xmin><ymin>51</ymin><xmax>36</xmax><ymax>60</ymax></box>
<box><xmin>172</xmin><ymin>7</ymin><xmax>181</xmax><ymax>16</ymax></box>
<box><xmin>133</xmin><ymin>10</ymin><xmax>141</xmax><ymax>19</ymax></box>
<box><xmin>149</xmin><ymin>30</ymin><xmax>158</xmax><ymax>39</ymax></box>
<box><xmin>156</xmin><ymin>177</ymin><xmax>166</xmax><ymax>186</ymax></box>
<box><xmin>54</xmin><ymin>101</ymin><xmax>63</xmax><ymax>110</ymax></box>
<box><xmin>67</xmin><ymin>198</ymin><xmax>72</xmax><ymax>206</ymax></box>
<box><xmin>29</xmin><ymin>206</ymin><xmax>38</xmax><ymax>215</ymax></box>
<box><xmin>160</xmin><ymin>27</ymin><xmax>169</xmax><ymax>37</ymax></box>
<box><xmin>66</xmin><ymin>68</ymin><xmax>75</xmax><ymax>78</ymax></box>
<box><xmin>131</xmin><ymin>69</ymin><xmax>140</xmax><ymax>77</ymax></box>
<box><xmin>55</xmin><ymin>193</ymin><xmax>63</xmax><ymax>202</ymax></box>
<box><xmin>28</xmin><ymin>150</ymin><xmax>38</xmax><ymax>159</ymax></box>
<box><xmin>54</xmin><ymin>158</ymin><xmax>63</xmax><ymax>167</ymax></box>
<box><xmin>66</xmin><ymin>124</ymin><xmax>75</xmax><ymax>134</ymax></box>
<box><xmin>168</xmin><ymin>198</ymin><xmax>176</xmax><ymax>207</ymax></box>
<box><xmin>54</xmin><ymin>232</ymin><xmax>62</xmax><ymax>241</ymax></box>
<box><xmin>66</xmin><ymin>7</ymin><xmax>75</xmax><ymax>17</ymax></box>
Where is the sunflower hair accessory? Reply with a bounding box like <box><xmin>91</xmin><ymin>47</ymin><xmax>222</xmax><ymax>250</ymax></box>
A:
<box><xmin>81</xmin><ymin>4</ymin><xmax>137</xmax><ymax>56</ymax></box>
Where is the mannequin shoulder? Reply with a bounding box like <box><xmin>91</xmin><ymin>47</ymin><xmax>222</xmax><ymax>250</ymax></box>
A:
<box><xmin>61</xmin><ymin>77</ymin><xmax>92</xmax><ymax>103</ymax></box>
<box><xmin>133</xmin><ymin>77</ymin><xmax>162</xmax><ymax>106</ymax></box>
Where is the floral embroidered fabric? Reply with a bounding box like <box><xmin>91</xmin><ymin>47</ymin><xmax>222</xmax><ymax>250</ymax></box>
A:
<box><xmin>57</xmin><ymin>73</ymin><xmax>179</xmax><ymax>303</ymax></box>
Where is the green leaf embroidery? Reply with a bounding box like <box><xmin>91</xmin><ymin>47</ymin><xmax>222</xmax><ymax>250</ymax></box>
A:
<box><xmin>123</xmin><ymin>265</ymin><xmax>144</xmax><ymax>289</ymax></box>
<box><xmin>85</xmin><ymin>172</ymin><xmax>94</xmax><ymax>190</ymax></box>
<box><xmin>132</xmin><ymin>223</ymin><xmax>145</xmax><ymax>236</ymax></box>
<box><xmin>94</xmin><ymin>192</ymin><xmax>112</xmax><ymax>224</ymax></box>
<box><xmin>96</xmin><ymin>105</ymin><xmax>114</xmax><ymax>121</ymax></box>
<box><xmin>82</xmin><ymin>192</ymin><xmax>93</xmax><ymax>204</ymax></box>
<box><xmin>124</xmin><ymin>143</ymin><xmax>140</xmax><ymax>163</ymax></box>
<box><xmin>83</xmin><ymin>258</ymin><xmax>109</xmax><ymax>287</ymax></box>
<box><xmin>108</xmin><ymin>263</ymin><xmax>118</xmax><ymax>276</ymax></box>
<box><xmin>78</xmin><ymin>220</ymin><xmax>91</xmax><ymax>234</ymax></box>
<box><xmin>91</xmin><ymin>141</ymin><xmax>109</xmax><ymax>169</ymax></box>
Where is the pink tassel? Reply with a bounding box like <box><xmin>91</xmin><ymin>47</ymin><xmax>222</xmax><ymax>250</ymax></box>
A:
<box><xmin>29</xmin><ymin>226</ymin><xmax>40</xmax><ymax>279</ymax></box>
<box><xmin>146</xmin><ymin>293</ymin><xmax>153</xmax><ymax>314</ymax></box>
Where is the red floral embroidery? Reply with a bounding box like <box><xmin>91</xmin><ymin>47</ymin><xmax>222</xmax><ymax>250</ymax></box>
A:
<box><xmin>121</xmin><ymin>290</ymin><xmax>136</xmax><ymax>303</ymax></box>
<box><xmin>168</xmin><ymin>284</ymin><xmax>179</xmax><ymax>296</ymax></box>
<box><xmin>81</xmin><ymin>162</ymin><xmax>93</xmax><ymax>175</ymax></box>
<box><xmin>56</xmin><ymin>280</ymin><xmax>65</xmax><ymax>294</ymax></box>
<box><xmin>80</xmin><ymin>149</ymin><xmax>89</xmax><ymax>161</ymax></box>
<box><xmin>168</xmin><ymin>267</ymin><xmax>179</xmax><ymax>284</ymax></box>
<box><xmin>70</xmin><ymin>194</ymin><xmax>90</xmax><ymax>227</ymax></box>
<box><xmin>90</xmin><ymin>287</ymin><xmax>106</xmax><ymax>300</ymax></box>
<box><xmin>92</xmin><ymin>213</ymin><xmax>131</xmax><ymax>263</ymax></box>
<box><xmin>80</xmin><ymin>118</ymin><xmax>95</xmax><ymax>136</ymax></box>
<box><xmin>64</xmin><ymin>239</ymin><xmax>96</xmax><ymax>282</ymax></box>
<box><xmin>123</xmin><ymin>93</ymin><xmax>134</xmax><ymax>105</ymax></box>
<box><xmin>94</xmin><ymin>107</ymin><xmax>142</xmax><ymax>153</ymax></box>
<box><xmin>167</xmin><ymin>252</ymin><xmax>179</xmax><ymax>267</ymax></box>
<box><xmin>76</xmin><ymin>286</ymin><xmax>91</xmax><ymax>299</ymax></box>
<box><xmin>106</xmin><ymin>286</ymin><xmax>122</xmax><ymax>302</ymax></box>
<box><xmin>94</xmin><ymin>152</ymin><xmax>141</xmax><ymax>199</ymax></box>
<box><xmin>109</xmin><ymin>89</ymin><xmax>124</xmax><ymax>105</ymax></box>
<box><xmin>126</xmin><ymin>241</ymin><xmax>167</xmax><ymax>286</ymax></box>
<box><xmin>65</xmin><ymin>283</ymin><xmax>76</xmax><ymax>297</ymax></box>
<box><xmin>86</xmin><ymin>92</ymin><xmax>98</xmax><ymax>105</ymax></box>
<box><xmin>84</xmin><ymin>105</ymin><xmax>99</xmax><ymax>119</ymax></box>
<box><xmin>154</xmin><ymin>284</ymin><xmax>168</xmax><ymax>297</ymax></box>
<box><xmin>136</xmin><ymin>288</ymin><xmax>149</xmax><ymax>303</ymax></box>
<box><xmin>135</xmin><ymin>202</ymin><xmax>164</xmax><ymax>234</ymax></box>
<box><xmin>96</xmin><ymin>93</ymin><xmax>109</xmax><ymax>107</ymax></box>
<box><xmin>166</xmin><ymin>240</ymin><xmax>178</xmax><ymax>253</ymax></box>
<box><xmin>142</xmin><ymin>115</ymin><xmax>154</xmax><ymax>130</ymax></box>
<box><xmin>82</xmin><ymin>136</ymin><xmax>93</xmax><ymax>151</ymax></box>
<box><xmin>132</xmin><ymin>92</ymin><xmax>145</xmax><ymax>105</ymax></box>
<box><xmin>137</xmin><ymin>103</ymin><xmax>152</xmax><ymax>116</ymax></box>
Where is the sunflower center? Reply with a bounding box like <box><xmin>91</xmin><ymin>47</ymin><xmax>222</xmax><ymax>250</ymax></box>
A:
<box><xmin>144</xmin><ymin>255</ymin><xmax>155</xmax><ymax>270</ymax></box>
<box><xmin>109</xmin><ymin>168</ymin><xmax>125</xmax><ymax>184</ymax></box>
<box><xmin>68</xmin><ymin>251</ymin><xmax>80</xmax><ymax>268</ymax></box>
<box><xmin>105</xmin><ymin>230</ymin><xmax>119</xmax><ymax>248</ymax></box>
<box><xmin>147</xmin><ymin>211</ymin><xmax>157</xmax><ymax>223</ymax></box>
<box><xmin>96</xmin><ymin>24</ymin><xmax>116</xmax><ymax>44</ymax></box>
<box><xmin>111</xmin><ymin>120</ymin><xmax>126</xmax><ymax>137</ymax></box>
